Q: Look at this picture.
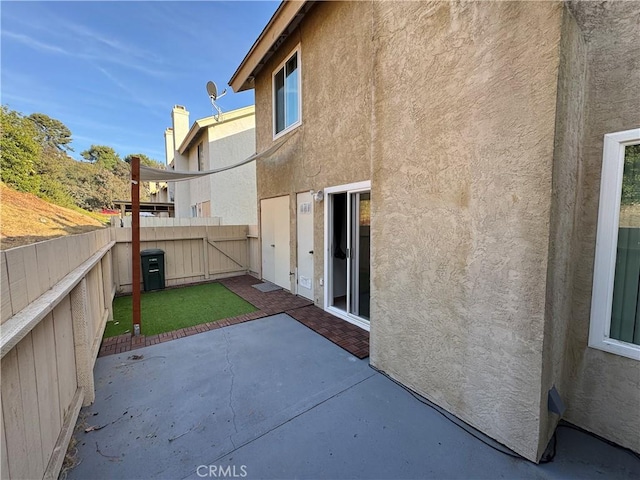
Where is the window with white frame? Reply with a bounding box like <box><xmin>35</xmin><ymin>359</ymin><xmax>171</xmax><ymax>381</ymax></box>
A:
<box><xmin>590</xmin><ymin>128</ymin><xmax>640</xmax><ymax>360</ymax></box>
<box><xmin>273</xmin><ymin>46</ymin><xmax>301</xmax><ymax>137</ymax></box>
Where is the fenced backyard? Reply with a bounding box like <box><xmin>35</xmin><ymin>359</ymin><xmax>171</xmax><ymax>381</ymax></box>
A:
<box><xmin>0</xmin><ymin>224</ymin><xmax>260</xmax><ymax>479</ymax></box>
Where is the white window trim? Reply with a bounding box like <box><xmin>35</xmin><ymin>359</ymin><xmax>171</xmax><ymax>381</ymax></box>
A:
<box><xmin>589</xmin><ymin>128</ymin><xmax>640</xmax><ymax>360</ymax></box>
<box><xmin>323</xmin><ymin>180</ymin><xmax>372</xmax><ymax>332</ymax></box>
<box><xmin>272</xmin><ymin>44</ymin><xmax>302</xmax><ymax>140</ymax></box>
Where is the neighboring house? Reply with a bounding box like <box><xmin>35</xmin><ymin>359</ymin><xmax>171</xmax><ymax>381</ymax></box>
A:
<box><xmin>164</xmin><ymin>105</ymin><xmax>257</xmax><ymax>224</ymax></box>
<box><xmin>229</xmin><ymin>0</ymin><xmax>640</xmax><ymax>463</ymax></box>
<box><xmin>148</xmin><ymin>181</ymin><xmax>169</xmax><ymax>203</ymax></box>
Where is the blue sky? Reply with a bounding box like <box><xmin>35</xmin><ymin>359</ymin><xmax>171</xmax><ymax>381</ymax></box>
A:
<box><xmin>1</xmin><ymin>1</ymin><xmax>279</xmax><ymax>162</ymax></box>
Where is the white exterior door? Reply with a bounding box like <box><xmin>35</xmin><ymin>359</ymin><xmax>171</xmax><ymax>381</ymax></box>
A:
<box><xmin>296</xmin><ymin>192</ymin><xmax>314</xmax><ymax>300</ymax></box>
<box><xmin>261</xmin><ymin>196</ymin><xmax>290</xmax><ymax>289</ymax></box>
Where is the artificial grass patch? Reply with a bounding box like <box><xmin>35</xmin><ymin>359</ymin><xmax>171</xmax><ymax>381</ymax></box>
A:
<box><xmin>105</xmin><ymin>282</ymin><xmax>258</xmax><ymax>337</ymax></box>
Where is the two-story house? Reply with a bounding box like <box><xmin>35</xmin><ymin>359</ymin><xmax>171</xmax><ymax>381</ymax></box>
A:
<box><xmin>164</xmin><ymin>105</ymin><xmax>257</xmax><ymax>225</ymax></box>
<box><xmin>229</xmin><ymin>0</ymin><xmax>639</xmax><ymax>464</ymax></box>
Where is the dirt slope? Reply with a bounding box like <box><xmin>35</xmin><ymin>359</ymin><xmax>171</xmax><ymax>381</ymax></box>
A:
<box><xmin>1</xmin><ymin>183</ymin><xmax>106</xmax><ymax>250</ymax></box>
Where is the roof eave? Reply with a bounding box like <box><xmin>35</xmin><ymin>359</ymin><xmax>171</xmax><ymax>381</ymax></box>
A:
<box><xmin>178</xmin><ymin>106</ymin><xmax>256</xmax><ymax>154</ymax></box>
<box><xmin>229</xmin><ymin>0</ymin><xmax>312</xmax><ymax>92</ymax></box>
<box><xmin>178</xmin><ymin>120</ymin><xmax>205</xmax><ymax>155</ymax></box>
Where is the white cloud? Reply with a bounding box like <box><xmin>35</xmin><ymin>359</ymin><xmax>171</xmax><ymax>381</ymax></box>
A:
<box><xmin>2</xmin><ymin>31</ymin><xmax>70</xmax><ymax>55</ymax></box>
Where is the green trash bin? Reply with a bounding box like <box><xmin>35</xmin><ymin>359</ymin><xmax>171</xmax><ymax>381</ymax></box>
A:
<box><xmin>141</xmin><ymin>249</ymin><xmax>165</xmax><ymax>292</ymax></box>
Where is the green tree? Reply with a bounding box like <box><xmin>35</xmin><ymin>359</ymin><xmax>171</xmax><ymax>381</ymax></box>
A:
<box><xmin>0</xmin><ymin>106</ymin><xmax>42</xmax><ymax>193</ymax></box>
<box><xmin>35</xmin><ymin>149</ymin><xmax>75</xmax><ymax>207</ymax></box>
<box><xmin>28</xmin><ymin>112</ymin><xmax>74</xmax><ymax>152</ymax></box>
<box><xmin>81</xmin><ymin>145</ymin><xmax>121</xmax><ymax>171</ymax></box>
<box><xmin>124</xmin><ymin>153</ymin><xmax>165</xmax><ymax>169</ymax></box>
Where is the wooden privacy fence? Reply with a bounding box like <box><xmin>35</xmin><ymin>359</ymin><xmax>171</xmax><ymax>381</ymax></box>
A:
<box><xmin>0</xmin><ymin>224</ymin><xmax>259</xmax><ymax>479</ymax></box>
<box><xmin>0</xmin><ymin>229</ymin><xmax>115</xmax><ymax>480</ymax></box>
<box><xmin>112</xmin><ymin>225</ymin><xmax>260</xmax><ymax>292</ymax></box>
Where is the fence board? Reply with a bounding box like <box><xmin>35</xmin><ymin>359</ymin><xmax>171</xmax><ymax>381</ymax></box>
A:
<box><xmin>115</xmin><ymin>227</ymin><xmax>131</xmax><ymax>243</ymax></box>
<box><xmin>1</xmin><ymin>252</ymin><xmax>13</xmax><ymax>323</ymax></box>
<box><xmin>1</xmin><ymin>393</ymin><xmax>10</xmax><ymax>479</ymax></box>
<box><xmin>111</xmin><ymin>226</ymin><xmax>253</xmax><ymax>290</ymax></box>
<box><xmin>35</xmin><ymin>243</ymin><xmax>52</xmax><ymax>297</ymax></box>
<box><xmin>1</xmin><ymin>229</ymin><xmax>115</xmax><ymax>480</ymax></box>
<box><xmin>65</xmin><ymin>235</ymin><xmax>80</xmax><ymax>272</ymax></box>
<box><xmin>79</xmin><ymin>234</ymin><xmax>91</xmax><ymax>264</ymax></box>
<box><xmin>88</xmin><ymin>266</ymin><xmax>103</xmax><ymax>340</ymax></box>
<box><xmin>32</xmin><ymin>314</ymin><xmax>62</xmax><ymax>464</ymax></box>
<box><xmin>5</xmin><ymin>248</ymin><xmax>29</xmax><ymax>313</ymax></box>
<box><xmin>163</xmin><ymin>240</ymin><xmax>176</xmax><ymax>282</ymax></box>
<box><xmin>117</xmin><ymin>244</ymin><xmax>132</xmax><ymax>287</ymax></box>
<box><xmin>248</xmin><ymin>226</ymin><xmax>260</xmax><ymax>277</ymax></box>
<box><xmin>189</xmin><ymin>226</ymin><xmax>206</xmax><ymax>239</ymax></box>
<box><xmin>181</xmin><ymin>236</ymin><xmax>193</xmax><ymax>277</ymax></box>
<box><xmin>48</xmin><ymin>237</ymin><xmax>70</xmax><ymax>286</ymax></box>
<box><xmin>1</xmin><ymin>348</ymin><xmax>29</xmax><ymax>479</ymax></box>
<box><xmin>192</xmin><ymin>239</ymin><xmax>202</xmax><ymax>275</ymax></box>
<box><xmin>16</xmin><ymin>333</ymin><xmax>45</xmax><ymax>475</ymax></box>
<box><xmin>21</xmin><ymin>245</ymin><xmax>41</xmax><ymax>303</ymax></box>
<box><xmin>96</xmin><ymin>262</ymin><xmax>106</xmax><ymax>319</ymax></box>
<box><xmin>52</xmin><ymin>296</ymin><xmax>77</xmax><ymax>421</ymax></box>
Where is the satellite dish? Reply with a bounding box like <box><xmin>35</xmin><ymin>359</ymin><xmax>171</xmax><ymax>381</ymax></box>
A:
<box><xmin>206</xmin><ymin>81</ymin><xmax>218</xmax><ymax>100</ymax></box>
<box><xmin>206</xmin><ymin>80</ymin><xmax>227</xmax><ymax>121</ymax></box>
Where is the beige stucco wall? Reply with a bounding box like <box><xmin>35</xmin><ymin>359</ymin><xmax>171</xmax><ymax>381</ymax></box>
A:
<box><xmin>187</xmin><ymin>131</ymin><xmax>211</xmax><ymax>214</ymax></box>
<box><xmin>250</xmin><ymin>0</ymin><xmax>639</xmax><ymax>462</ymax></box>
<box><xmin>254</xmin><ymin>0</ymin><xmax>373</xmax><ymax>298</ymax></box>
<box><xmin>174</xmin><ymin>109</ymin><xmax>257</xmax><ymax>224</ymax></box>
<box><xmin>560</xmin><ymin>1</ymin><xmax>640</xmax><ymax>453</ymax></box>
<box><xmin>369</xmin><ymin>1</ymin><xmax>563</xmax><ymax>462</ymax></box>
<box><xmin>539</xmin><ymin>4</ymin><xmax>587</xmax><ymax>459</ymax></box>
<box><xmin>207</xmin><ymin>125</ymin><xmax>257</xmax><ymax>225</ymax></box>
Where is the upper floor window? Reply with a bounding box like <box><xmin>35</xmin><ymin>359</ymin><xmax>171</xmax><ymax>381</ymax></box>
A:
<box><xmin>273</xmin><ymin>46</ymin><xmax>301</xmax><ymax>138</ymax></box>
<box><xmin>590</xmin><ymin>128</ymin><xmax>640</xmax><ymax>360</ymax></box>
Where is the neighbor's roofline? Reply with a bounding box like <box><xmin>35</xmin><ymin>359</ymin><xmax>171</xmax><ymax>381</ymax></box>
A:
<box><xmin>178</xmin><ymin>105</ymin><xmax>255</xmax><ymax>155</ymax></box>
<box><xmin>229</xmin><ymin>0</ymin><xmax>313</xmax><ymax>93</ymax></box>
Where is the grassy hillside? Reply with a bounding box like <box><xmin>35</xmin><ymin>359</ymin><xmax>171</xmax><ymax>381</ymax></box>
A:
<box><xmin>0</xmin><ymin>183</ymin><xmax>107</xmax><ymax>250</ymax></box>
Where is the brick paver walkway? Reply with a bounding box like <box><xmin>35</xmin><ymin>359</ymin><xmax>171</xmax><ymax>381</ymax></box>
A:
<box><xmin>99</xmin><ymin>275</ymin><xmax>369</xmax><ymax>359</ymax></box>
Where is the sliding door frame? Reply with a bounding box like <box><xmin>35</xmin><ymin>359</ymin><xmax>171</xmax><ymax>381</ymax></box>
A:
<box><xmin>324</xmin><ymin>180</ymin><xmax>371</xmax><ymax>331</ymax></box>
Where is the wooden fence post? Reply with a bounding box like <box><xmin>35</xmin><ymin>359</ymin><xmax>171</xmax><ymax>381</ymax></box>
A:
<box><xmin>202</xmin><ymin>237</ymin><xmax>210</xmax><ymax>280</ymax></box>
<box><xmin>70</xmin><ymin>278</ymin><xmax>94</xmax><ymax>406</ymax></box>
<box><xmin>102</xmin><ymin>252</ymin><xmax>114</xmax><ymax>322</ymax></box>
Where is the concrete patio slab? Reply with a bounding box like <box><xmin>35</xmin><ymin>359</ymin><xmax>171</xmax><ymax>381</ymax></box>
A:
<box><xmin>68</xmin><ymin>314</ymin><xmax>640</xmax><ymax>480</ymax></box>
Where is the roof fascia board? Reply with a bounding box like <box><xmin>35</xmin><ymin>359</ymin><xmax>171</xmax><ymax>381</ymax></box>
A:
<box><xmin>229</xmin><ymin>0</ymin><xmax>309</xmax><ymax>92</ymax></box>
<box><xmin>178</xmin><ymin>106</ymin><xmax>256</xmax><ymax>154</ymax></box>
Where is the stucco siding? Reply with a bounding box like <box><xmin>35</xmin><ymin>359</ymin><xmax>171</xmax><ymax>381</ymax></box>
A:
<box><xmin>563</xmin><ymin>1</ymin><xmax>640</xmax><ymax>453</ymax></box>
<box><xmin>539</xmin><ymin>5</ymin><xmax>587</xmax><ymax>459</ymax></box>
<box><xmin>247</xmin><ymin>0</ymin><xmax>639</xmax><ymax>461</ymax></box>
<box><xmin>369</xmin><ymin>1</ymin><xmax>563</xmax><ymax>462</ymax></box>
<box><xmin>189</xmin><ymin>130</ymin><xmax>212</xmax><ymax>212</ymax></box>
<box><xmin>254</xmin><ymin>0</ymin><xmax>374</xmax><ymax>295</ymax></box>
<box><xmin>208</xmin><ymin>128</ymin><xmax>257</xmax><ymax>225</ymax></box>
<box><xmin>168</xmin><ymin>107</ymin><xmax>257</xmax><ymax>223</ymax></box>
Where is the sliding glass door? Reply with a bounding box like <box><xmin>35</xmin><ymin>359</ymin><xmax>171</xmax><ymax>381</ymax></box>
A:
<box><xmin>350</xmin><ymin>192</ymin><xmax>370</xmax><ymax>320</ymax></box>
<box><xmin>325</xmin><ymin>182</ymin><xmax>371</xmax><ymax>328</ymax></box>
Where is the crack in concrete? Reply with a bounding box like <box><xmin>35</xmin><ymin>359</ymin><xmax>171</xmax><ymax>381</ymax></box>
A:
<box><xmin>223</xmin><ymin>329</ymin><xmax>238</xmax><ymax>447</ymax></box>
<box><xmin>190</xmin><ymin>372</ymin><xmax>378</xmax><ymax>477</ymax></box>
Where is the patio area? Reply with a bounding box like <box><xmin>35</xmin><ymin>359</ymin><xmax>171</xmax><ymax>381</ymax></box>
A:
<box><xmin>99</xmin><ymin>275</ymin><xmax>369</xmax><ymax>359</ymax></box>
<box><xmin>68</xmin><ymin>313</ymin><xmax>639</xmax><ymax>479</ymax></box>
